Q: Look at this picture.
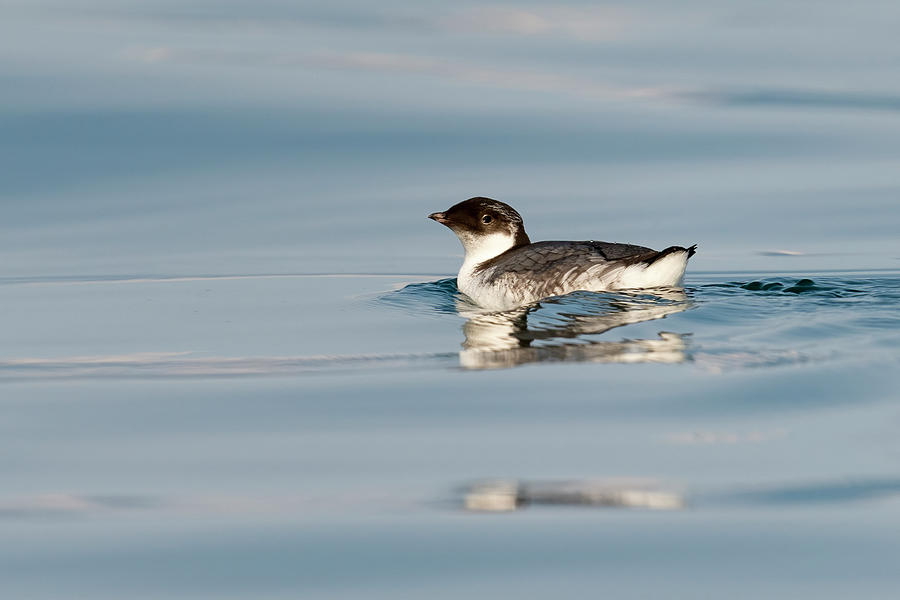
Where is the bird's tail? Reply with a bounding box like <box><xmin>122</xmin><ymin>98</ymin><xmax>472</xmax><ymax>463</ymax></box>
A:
<box><xmin>645</xmin><ymin>244</ymin><xmax>697</xmax><ymax>265</ymax></box>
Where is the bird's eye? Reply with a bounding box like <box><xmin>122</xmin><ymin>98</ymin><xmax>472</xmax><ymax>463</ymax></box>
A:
<box><xmin>482</xmin><ymin>215</ymin><xmax>493</xmax><ymax>224</ymax></box>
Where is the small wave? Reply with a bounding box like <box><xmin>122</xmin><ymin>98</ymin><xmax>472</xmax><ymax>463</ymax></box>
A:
<box><xmin>693</xmin><ymin>87</ymin><xmax>900</xmax><ymax>113</ymax></box>
<box><xmin>701</xmin><ymin>477</ymin><xmax>900</xmax><ymax>508</ymax></box>
<box><xmin>378</xmin><ymin>277</ymin><xmax>463</xmax><ymax>316</ymax></box>
<box><xmin>698</xmin><ymin>276</ymin><xmax>875</xmax><ymax>298</ymax></box>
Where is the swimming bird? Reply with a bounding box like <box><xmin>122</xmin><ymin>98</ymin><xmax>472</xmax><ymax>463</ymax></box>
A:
<box><xmin>428</xmin><ymin>197</ymin><xmax>696</xmax><ymax>310</ymax></box>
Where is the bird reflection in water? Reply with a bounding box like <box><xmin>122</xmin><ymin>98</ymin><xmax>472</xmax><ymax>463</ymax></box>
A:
<box><xmin>462</xmin><ymin>479</ymin><xmax>685</xmax><ymax>512</ymax></box>
<box><xmin>455</xmin><ymin>288</ymin><xmax>693</xmax><ymax>369</ymax></box>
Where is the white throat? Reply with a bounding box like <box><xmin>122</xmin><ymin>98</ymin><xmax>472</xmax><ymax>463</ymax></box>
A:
<box><xmin>456</xmin><ymin>231</ymin><xmax>516</xmax><ymax>280</ymax></box>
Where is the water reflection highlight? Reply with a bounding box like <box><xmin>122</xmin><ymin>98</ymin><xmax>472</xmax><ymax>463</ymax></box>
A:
<box><xmin>456</xmin><ymin>288</ymin><xmax>693</xmax><ymax>369</ymax></box>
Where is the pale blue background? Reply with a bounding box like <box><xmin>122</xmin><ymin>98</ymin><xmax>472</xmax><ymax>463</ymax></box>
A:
<box><xmin>2</xmin><ymin>2</ymin><xmax>900</xmax><ymax>598</ymax></box>
<box><xmin>3</xmin><ymin>0</ymin><xmax>899</xmax><ymax>277</ymax></box>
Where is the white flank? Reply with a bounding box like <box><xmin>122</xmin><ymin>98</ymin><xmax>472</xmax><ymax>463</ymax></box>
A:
<box><xmin>609</xmin><ymin>250</ymin><xmax>689</xmax><ymax>289</ymax></box>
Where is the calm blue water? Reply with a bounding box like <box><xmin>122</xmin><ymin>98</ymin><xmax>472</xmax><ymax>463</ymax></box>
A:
<box><xmin>2</xmin><ymin>1</ymin><xmax>900</xmax><ymax>598</ymax></box>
